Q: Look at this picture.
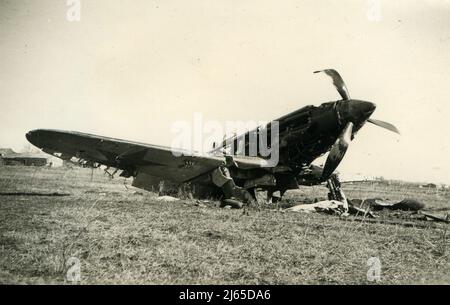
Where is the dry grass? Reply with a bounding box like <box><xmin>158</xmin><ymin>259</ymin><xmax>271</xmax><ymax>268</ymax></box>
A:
<box><xmin>0</xmin><ymin>166</ymin><xmax>449</xmax><ymax>284</ymax></box>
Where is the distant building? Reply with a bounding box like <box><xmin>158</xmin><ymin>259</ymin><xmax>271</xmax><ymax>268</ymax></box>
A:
<box><xmin>0</xmin><ymin>148</ymin><xmax>16</xmax><ymax>156</ymax></box>
<box><xmin>421</xmin><ymin>183</ymin><xmax>437</xmax><ymax>189</ymax></box>
<box><xmin>0</xmin><ymin>148</ymin><xmax>48</xmax><ymax>167</ymax></box>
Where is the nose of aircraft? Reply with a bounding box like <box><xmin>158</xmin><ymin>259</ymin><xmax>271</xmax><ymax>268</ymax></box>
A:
<box><xmin>339</xmin><ymin>100</ymin><xmax>376</xmax><ymax>125</ymax></box>
<box><xmin>352</xmin><ymin>100</ymin><xmax>376</xmax><ymax>116</ymax></box>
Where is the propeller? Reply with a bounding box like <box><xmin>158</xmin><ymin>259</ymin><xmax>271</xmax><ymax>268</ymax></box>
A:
<box><xmin>321</xmin><ymin>122</ymin><xmax>353</xmax><ymax>180</ymax></box>
<box><xmin>367</xmin><ymin>118</ymin><xmax>400</xmax><ymax>134</ymax></box>
<box><xmin>313</xmin><ymin>69</ymin><xmax>400</xmax><ymax>180</ymax></box>
<box><xmin>314</xmin><ymin>69</ymin><xmax>351</xmax><ymax>100</ymax></box>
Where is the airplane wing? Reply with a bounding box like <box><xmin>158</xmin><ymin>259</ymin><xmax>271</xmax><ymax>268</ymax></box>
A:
<box><xmin>26</xmin><ymin>129</ymin><xmax>228</xmax><ymax>183</ymax></box>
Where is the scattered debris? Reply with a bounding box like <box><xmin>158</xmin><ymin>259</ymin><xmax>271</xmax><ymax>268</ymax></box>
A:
<box><xmin>286</xmin><ymin>197</ymin><xmax>447</xmax><ymax>224</ymax></box>
<box><xmin>370</xmin><ymin>198</ymin><xmax>425</xmax><ymax>211</ymax></box>
<box><xmin>155</xmin><ymin>195</ymin><xmax>179</xmax><ymax>202</ymax></box>
<box><xmin>131</xmin><ymin>191</ymin><xmax>145</xmax><ymax>196</ymax></box>
<box><xmin>285</xmin><ymin>200</ymin><xmax>376</xmax><ymax>218</ymax></box>
<box><xmin>194</xmin><ymin>201</ymin><xmax>207</xmax><ymax>208</ymax></box>
<box><xmin>347</xmin><ymin>204</ymin><xmax>377</xmax><ymax>218</ymax></box>
<box><xmin>286</xmin><ymin>200</ymin><xmax>342</xmax><ymax>213</ymax></box>
<box><xmin>418</xmin><ymin>211</ymin><xmax>449</xmax><ymax>223</ymax></box>
<box><xmin>339</xmin><ymin>216</ymin><xmax>438</xmax><ymax>228</ymax></box>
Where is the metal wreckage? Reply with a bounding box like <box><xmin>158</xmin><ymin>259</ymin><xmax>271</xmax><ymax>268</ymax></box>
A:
<box><xmin>27</xmin><ymin>69</ymin><xmax>439</xmax><ymax>220</ymax></box>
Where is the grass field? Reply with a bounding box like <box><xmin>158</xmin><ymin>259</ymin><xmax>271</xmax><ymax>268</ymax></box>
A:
<box><xmin>0</xmin><ymin>166</ymin><xmax>449</xmax><ymax>284</ymax></box>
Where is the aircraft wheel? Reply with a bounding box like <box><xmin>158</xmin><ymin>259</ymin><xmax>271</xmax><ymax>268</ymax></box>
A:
<box><xmin>220</xmin><ymin>199</ymin><xmax>244</xmax><ymax>209</ymax></box>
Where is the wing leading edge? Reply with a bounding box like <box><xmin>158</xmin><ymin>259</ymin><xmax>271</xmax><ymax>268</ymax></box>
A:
<box><xmin>26</xmin><ymin>129</ymin><xmax>228</xmax><ymax>182</ymax></box>
<box><xmin>26</xmin><ymin>129</ymin><xmax>272</xmax><ymax>183</ymax></box>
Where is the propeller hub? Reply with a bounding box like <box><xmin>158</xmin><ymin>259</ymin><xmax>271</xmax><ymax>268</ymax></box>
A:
<box><xmin>337</xmin><ymin>99</ymin><xmax>376</xmax><ymax>126</ymax></box>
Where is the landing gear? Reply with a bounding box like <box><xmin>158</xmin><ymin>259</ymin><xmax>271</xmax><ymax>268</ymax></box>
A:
<box><xmin>267</xmin><ymin>189</ymin><xmax>285</xmax><ymax>204</ymax></box>
<box><xmin>104</xmin><ymin>167</ymin><xmax>118</xmax><ymax>179</ymax></box>
<box><xmin>264</xmin><ymin>189</ymin><xmax>286</xmax><ymax>211</ymax></box>
<box><xmin>219</xmin><ymin>199</ymin><xmax>244</xmax><ymax>209</ymax></box>
<box><xmin>211</xmin><ymin>166</ymin><xmax>256</xmax><ymax>211</ymax></box>
<box><xmin>325</xmin><ymin>174</ymin><xmax>349</xmax><ymax>213</ymax></box>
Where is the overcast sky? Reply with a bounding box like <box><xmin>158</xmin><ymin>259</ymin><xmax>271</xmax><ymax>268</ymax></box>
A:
<box><xmin>1</xmin><ymin>0</ymin><xmax>449</xmax><ymax>184</ymax></box>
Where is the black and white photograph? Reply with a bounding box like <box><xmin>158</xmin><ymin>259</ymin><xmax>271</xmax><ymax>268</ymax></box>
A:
<box><xmin>1</xmin><ymin>0</ymin><xmax>449</xmax><ymax>291</ymax></box>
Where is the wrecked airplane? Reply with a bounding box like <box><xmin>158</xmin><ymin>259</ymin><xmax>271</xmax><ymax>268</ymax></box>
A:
<box><xmin>26</xmin><ymin>69</ymin><xmax>400</xmax><ymax>207</ymax></box>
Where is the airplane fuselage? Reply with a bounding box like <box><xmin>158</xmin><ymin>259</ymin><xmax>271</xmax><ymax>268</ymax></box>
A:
<box><xmin>215</xmin><ymin>99</ymin><xmax>376</xmax><ymax>195</ymax></box>
<box><xmin>25</xmin><ymin>69</ymin><xmax>398</xmax><ymax>203</ymax></box>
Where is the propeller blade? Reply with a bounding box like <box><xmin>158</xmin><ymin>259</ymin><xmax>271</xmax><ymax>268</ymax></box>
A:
<box><xmin>368</xmin><ymin>118</ymin><xmax>400</xmax><ymax>134</ymax></box>
<box><xmin>314</xmin><ymin>69</ymin><xmax>351</xmax><ymax>100</ymax></box>
<box><xmin>321</xmin><ymin>122</ymin><xmax>353</xmax><ymax>180</ymax></box>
